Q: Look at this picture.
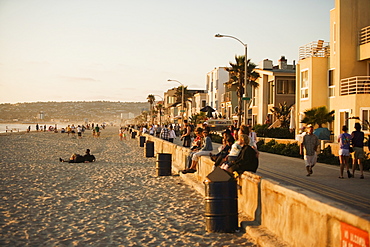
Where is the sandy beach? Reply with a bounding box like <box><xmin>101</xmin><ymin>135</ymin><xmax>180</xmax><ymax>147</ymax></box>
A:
<box><xmin>0</xmin><ymin>127</ymin><xmax>255</xmax><ymax>246</ymax></box>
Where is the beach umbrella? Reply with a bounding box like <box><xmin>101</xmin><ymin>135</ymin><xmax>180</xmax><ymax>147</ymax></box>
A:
<box><xmin>289</xmin><ymin>106</ymin><xmax>296</xmax><ymax>131</ymax></box>
<box><xmin>200</xmin><ymin>106</ymin><xmax>215</xmax><ymax>118</ymax></box>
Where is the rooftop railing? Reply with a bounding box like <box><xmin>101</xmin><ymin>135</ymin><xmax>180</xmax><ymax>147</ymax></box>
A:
<box><xmin>340</xmin><ymin>76</ymin><xmax>370</xmax><ymax>95</ymax></box>
<box><xmin>299</xmin><ymin>40</ymin><xmax>330</xmax><ymax>60</ymax></box>
<box><xmin>359</xmin><ymin>26</ymin><xmax>370</xmax><ymax>45</ymax></box>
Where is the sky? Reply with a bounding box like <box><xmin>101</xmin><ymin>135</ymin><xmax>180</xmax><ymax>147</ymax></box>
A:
<box><xmin>0</xmin><ymin>0</ymin><xmax>334</xmax><ymax>104</ymax></box>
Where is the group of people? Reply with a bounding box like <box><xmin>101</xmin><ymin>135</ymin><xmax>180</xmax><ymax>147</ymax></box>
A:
<box><xmin>300</xmin><ymin>123</ymin><xmax>368</xmax><ymax>179</ymax></box>
<box><xmin>337</xmin><ymin>123</ymin><xmax>367</xmax><ymax>179</ymax></box>
<box><xmin>181</xmin><ymin>124</ymin><xmax>259</xmax><ymax>175</ymax></box>
<box><xmin>139</xmin><ymin>124</ymin><xmax>178</xmax><ymax>143</ymax></box>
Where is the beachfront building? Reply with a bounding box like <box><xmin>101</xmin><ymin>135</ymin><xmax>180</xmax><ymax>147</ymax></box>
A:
<box><xmin>206</xmin><ymin>67</ymin><xmax>229</xmax><ymax>113</ymax></box>
<box><xmin>252</xmin><ymin>57</ymin><xmax>296</xmax><ymax>126</ymax></box>
<box><xmin>190</xmin><ymin>91</ymin><xmax>207</xmax><ymax>116</ymax></box>
<box><xmin>163</xmin><ymin>87</ymin><xmax>206</xmax><ymax>124</ymax></box>
<box><xmin>163</xmin><ymin>88</ymin><xmax>179</xmax><ymax>124</ymax></box>
<box><xmin>295</xmin><ymin>0</ymin><xmax>370</xmax><ymax>139</ymax></box>
<box><xmin>220</xmin><ymin>82</ymin><xmax>238</xmax><ymax>121</ymax></box>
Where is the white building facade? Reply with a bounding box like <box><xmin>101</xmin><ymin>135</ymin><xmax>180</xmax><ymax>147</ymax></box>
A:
<box><xmin>206</xmin><ymin>67</ymin><xmax>229</xmax><ymax>113</ymax></box>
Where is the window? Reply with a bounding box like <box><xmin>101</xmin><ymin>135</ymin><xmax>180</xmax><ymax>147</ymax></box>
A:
<box><xmin>201</xmin><ymin>100</ymin><xmax>206</xmax><ymax>108</ymax></box>
<box><xmin>277</xmin><ymin>80</ymin><xmax>295</xmax><ymax>94</ymax></box>
<box><xmin>300</xmin><ymin>70</ymin><xmax>309</xmax><ymax>99</ymax></box>
<box><xmin>340</xmin><ymin>111</ymin><xmax>349</xmax><ymax>128</ymax></box>
<box><xmin>328</xmin><ymin>69</ymin><xmax>335</xmax><ymax>97</ymax></box>
<box><xmin>362</xmin><ymin>108</ymin><xmax>370</xmax><ymax>131</ymax></box>
<box><xmin>268</xmin><ymin>81</ymin><xmax>274</xmax><ymax>104</ymax></box>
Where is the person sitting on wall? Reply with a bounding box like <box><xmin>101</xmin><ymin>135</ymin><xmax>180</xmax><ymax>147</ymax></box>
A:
<box><xmin>184</xmin><ymin>127</ymin><xmax>204</xmax><ymax>169</ymax></box>
<box><xmin>182</xmin><ymin>129</ymin><xmax>213</xmax><ymax>174</ymax></box>
<box><xmin>210</xmin><ymin>135</ymin><xmax>234</xmax><ymax>167</ymax></box>
<box><xmin>220</xmin><ymin>134</ymin><xmax>259</xmax><ymax>174</ymax></box>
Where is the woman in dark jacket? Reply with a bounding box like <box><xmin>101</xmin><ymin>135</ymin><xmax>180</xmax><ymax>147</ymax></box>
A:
<box><xmin>221</xmin><ymin>134</ymin><xmax>259</xmax><ymax>174</ymax></box>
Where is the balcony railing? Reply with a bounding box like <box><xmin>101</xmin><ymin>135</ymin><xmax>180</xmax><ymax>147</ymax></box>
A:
<box><xmin>340</xmin><ymin>76</ymin><xmax>370</xmax><ymax>95</ymax></box>
<box><xmin>359</xmin><ymin>26</ymin><xmax>370</xmax><ymax>45</ymax></box>
<box><xmin>299</xmin><ymin>40</ymin><xmax>330</xmax><ymax>60</ymax></box>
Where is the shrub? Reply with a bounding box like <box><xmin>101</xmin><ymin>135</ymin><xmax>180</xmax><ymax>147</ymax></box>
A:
<box><xmin>254</xmin><ymin>124</ymin><xmax>294</xmax><ymax>139</ymax></box>
<box><xmin>282</xmin><ymin>143</ymin><xmax>301</xmax><ymax>158</ymax></box>
<box><xmin>317</xmin><ymin>145</ymin><xmax>340</xmax><ymax>165</ymax></box>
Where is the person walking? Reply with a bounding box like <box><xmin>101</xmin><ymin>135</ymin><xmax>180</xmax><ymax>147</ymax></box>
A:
<box><xmin>168</xmin><ymin>125</ymin><xmax>176</xmax><ymax>143</ymax></box>
<box><xmin>77</xmin><ymin>125</ymin><xmax>82</xmax><ymax>139</ymax></box>
<box><xmin>351</xmin><ymin>123</ymin><xmax>365</xmax><ymax>179</ymax></box>
<box><xmin>300</xmin><ymin>125</ymin><xmax>320</xmax><ymax>176</ymax></box>
<box><xmin>338</xmin><ymin>125</ymin><xmax>352</xmax><ymax>179</ymax></box>
<box><xmin>160</xmin><ymin>125</ymin><xmax>170</xmax><ymax>141</ymax></box>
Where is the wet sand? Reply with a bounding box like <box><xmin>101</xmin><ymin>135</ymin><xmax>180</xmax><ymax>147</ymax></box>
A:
<box><xmin>0</xmin><ymin>127</ymin><xmax>256</xmax><ymax>246</ymax></box>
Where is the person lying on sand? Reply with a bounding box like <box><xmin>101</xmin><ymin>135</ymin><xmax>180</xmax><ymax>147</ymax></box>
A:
<box><xmin>59</xmin><ymin>149</ymin><xmax>96</xmax><ymax>163</ymax></box>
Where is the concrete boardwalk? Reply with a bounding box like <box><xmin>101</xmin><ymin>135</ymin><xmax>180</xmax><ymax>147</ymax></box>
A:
<box><xmin>0</xmin><ymin>127</ymin><xmax>256</xmax><ymax>246</ymax></box>
<box><xmin>175</xmin><ymin>137</ymin><xmax>370</xmax><ymax>217</ymax></box>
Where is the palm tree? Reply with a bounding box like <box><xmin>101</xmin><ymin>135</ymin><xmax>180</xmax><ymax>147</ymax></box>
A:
<box><xmin>301</xmin><ymin>106</ymin><xmax>335</xmax><ymax>128</ymax></box>
<box><xmin>270</xmin><ymin>101</ymin><xmax>294</xmax><ymax>128</ymax></box>
<box><xmin>147</xmin><ymin>94</ymin><xmax>155</xmax><ymax>124</ymax></box>
<box><xmin>155</xmin><ymin>103</ymin><xmax>164</xmax><ymax>125</ymax></box>
<box><xmin>174</xmin><ymin>86</ymin><xmax>192</xmax><ymax>107</ymax></box>
<box><xmin>225</xmin><ymin>55</ymin><xmax>259</xmax><ymax>127</ymax></box>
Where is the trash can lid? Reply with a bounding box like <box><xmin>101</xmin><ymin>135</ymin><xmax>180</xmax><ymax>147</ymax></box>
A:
<box><xmin>206</xmin><ymin>166</ymin><xmax>234</xmax><ymax>182</ymax></box>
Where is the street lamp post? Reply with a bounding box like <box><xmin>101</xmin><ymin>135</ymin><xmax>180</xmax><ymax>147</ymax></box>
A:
<box><xmin>215</xmin><ymin>33</ymin><xmax>249</xmax><ymax>127</ymax></box>
<box><xmin>154</xmin><ymin>95</ymin><xmax>164</xmax><ymax>126</ymax></box>
<box><xmin>168</xmin><ymin>79</ymin><xmax>185</xmax><ymax>125</ymax></box>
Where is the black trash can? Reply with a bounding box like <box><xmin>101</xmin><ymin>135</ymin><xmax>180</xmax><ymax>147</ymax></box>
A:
<box><xmin>131</xmin><ymin>131</ymin><xmax>137</xmax><ymax>139</ymax></box>
<box><xmin>156</xmin><ymin>153</ymin><xmax>172</xmax><ymax>176</ymax></box>
<box><xmin>204</xmin><ymin>175</ymin><xmax>238</xmax><ymax>233</ymax></box>
<box><xmin>139</xmin><ymin>136</ymin><xmax>146</xmax><ymax>147</ymax></box>
<box><xmin>145</xmin><ymin>141</ymin><xmax>154</xmax><ymax>158</ymax></box>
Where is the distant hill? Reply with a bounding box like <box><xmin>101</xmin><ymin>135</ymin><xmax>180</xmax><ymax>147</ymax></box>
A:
<box><xmin>0</xmin><ymin>101</ymin><xmax>149</xmax><ymax>124</ymax></box>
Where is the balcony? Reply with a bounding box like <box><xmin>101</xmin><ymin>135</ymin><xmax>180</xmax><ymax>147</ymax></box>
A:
<box><xmin>340</xmin><ymin>76</ymin><xmax>370</xmax><ymax>95</ymax></box>
<box><xmin>359</xmin><ymin>26</ymin><xmax>370</xmax><ymax>60</ymax></box>
<box><xmin>299</xmin><ymin>40</ymin><xmax>330</xmax><ymax>60</ymax></box>
<box><xmin>359</xmin><ymin>26</ymin><xmax>370</xmax><ymax>45</ymax></box>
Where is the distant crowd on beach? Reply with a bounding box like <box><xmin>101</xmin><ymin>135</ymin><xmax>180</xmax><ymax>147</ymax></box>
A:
<box><xmin>21</xmin><ymin>123</ymin><xmax>108</xmax><ymax>139</ymax></box>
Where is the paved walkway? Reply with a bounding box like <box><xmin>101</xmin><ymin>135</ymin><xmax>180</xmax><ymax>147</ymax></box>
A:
<box><xmin>174</xmin><ymin>137</ymin><xmax>370</xmax><ymax>217</ymax></box>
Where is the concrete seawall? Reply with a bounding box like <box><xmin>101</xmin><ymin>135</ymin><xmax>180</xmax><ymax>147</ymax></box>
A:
<box><xmin>140</xmin><ymin>132</ymin><xmax>370</xmax><ymax>247</ymax></box>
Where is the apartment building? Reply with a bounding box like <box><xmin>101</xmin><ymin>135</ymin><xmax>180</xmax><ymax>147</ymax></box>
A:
<box><xmin>190</xmin><ymin>92</ymin><xmax>207</xmax><ymax>117</ymax></box>
<box><xmin>295</xmin><ymin>0</ymin><xmax>370</xmax><ymax>139</ymax></box>
<box><xmin>252</xmin><ymin>57</ymin><xmax>296</xmax><ymax>126</ymax></box>
<box><xmin>163</xmin><ymin>87</ymin><xmax>206</xmax><ymax>124</ymax></box>
<box><xmin>206</xmin><ymin>67</ymin><xmax>229</xmax><ymax>113</ymax></box>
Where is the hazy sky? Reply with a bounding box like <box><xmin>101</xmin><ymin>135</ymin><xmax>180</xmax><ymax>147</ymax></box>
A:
<box><xmin>0</xmin><ymin>0</ymin><xmax>334</xmax><ymax>104</ymax></box>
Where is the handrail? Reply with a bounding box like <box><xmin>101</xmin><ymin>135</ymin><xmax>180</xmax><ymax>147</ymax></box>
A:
<box><xmin>359</xmin><ymin>26</ymin><xmax>370</xmax><ymax>45</ymax></box>
<box><xmin>299</xmin><ymin>41</ymin><xmax>330</xmax><ymax>60</ymax></box>
<box><xmin>340</xmin><ymin>76</ymin><xmax>370</xmax><ymax>95</ymax></box>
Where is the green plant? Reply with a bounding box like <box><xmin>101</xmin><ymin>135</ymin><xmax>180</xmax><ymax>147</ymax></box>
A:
<box><xmin>270</xmin><ymin>101</ymin><xmax>294</xmax><ymax>128</ymax></box>
<box><xmin>301</xmin><ymin>106</ymin><xmax>335</xmax><ymax>128</ymax></box>
<box><xmin>317</xmin><ymin>145</ymin><xmax>340</xmax><ymax>165</ymax></box>
<box><xmin>254</xmin><ymin>124</ymin><xmax>294</xmax><ymax>139</ymax></box>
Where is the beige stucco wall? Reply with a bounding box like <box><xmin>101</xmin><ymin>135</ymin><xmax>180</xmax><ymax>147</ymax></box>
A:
<box><xmin>359</xmin><ymin>42</ymin><xmax>370</xmax><ymax>61</ymax></box>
